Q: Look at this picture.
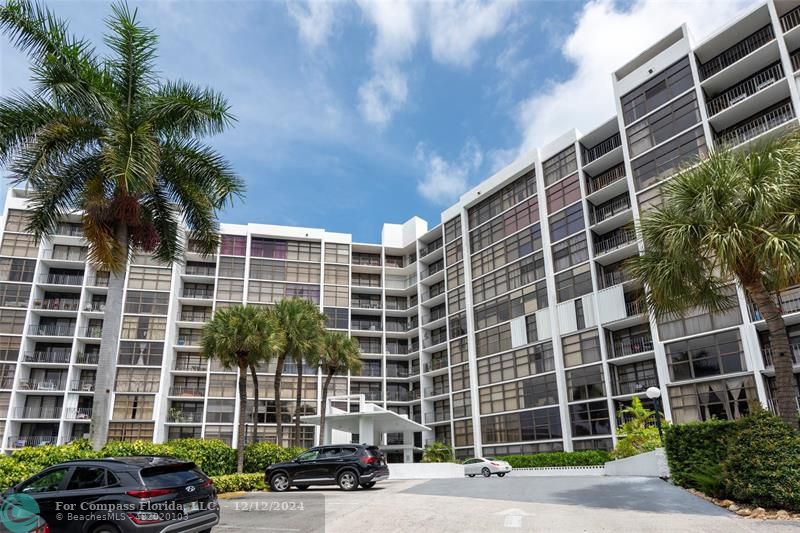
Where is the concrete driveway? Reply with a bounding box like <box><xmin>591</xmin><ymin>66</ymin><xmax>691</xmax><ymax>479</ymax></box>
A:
<box><xmin>216</xmin><ymin>476</ymin><xmax>800</xmax><ymax>533</ymax></box>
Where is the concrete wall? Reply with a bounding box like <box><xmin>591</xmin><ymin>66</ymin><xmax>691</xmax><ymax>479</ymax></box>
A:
<box><xmin>509</xmin><ymin>466</ymin><xmax>605</xmax><ymax>477</ymax></box>
<box><xmin>604</xmin><ymin>448</ymin><xmax>670</xmax><ymax>478</ymax></box>
<box><xmin>388</xmin><ymin>463</ymin><xmax>465</xmax><ymax>479</ymax></box>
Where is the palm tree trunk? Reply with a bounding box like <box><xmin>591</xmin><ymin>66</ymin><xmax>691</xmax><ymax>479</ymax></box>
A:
<box><xmin>294</xmin><ymin>356</ymin><xmax>304</xmax><ymax>447</ymax></box>
<box><xmin>236</xmin><ymin>359</ymin><xmax>248</xmax><ymax>473</ymax></box>
<box><xmin>274</xmin><ymin>353</ymin><xmax>286</xmax><ymax>446</ymax></box>
<box><xmin>89</xmin><ymin>224</ymin><xmax>127</xmax><ymax>450</ymax></box>
<box><xmin>746</xmin><ymin>278</ymin><xmax>798</xmax><ymax>427</ymax></box>
<box><xmin>249</xmin><ymin>363</ymin><xmax>259</xmax><ymax>443</ymax></box>
<box><xmin>319</xmin><ymin>369</ymin><xmax>335</xmax><ymax>446</ymax></box>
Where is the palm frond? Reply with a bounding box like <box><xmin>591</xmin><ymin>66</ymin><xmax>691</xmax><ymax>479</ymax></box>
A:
<box><xmin>0</xmin><ymin>90</ymin><xmax>62</xmax><ymax>166</ymax></box>
<box><xmin>148</xmin><ymin>80</ymin><xmax>235</xmax><ymax>138</ymax></box>
<box><xmin>140</xmin><ymin>182</ymin><xmax>181</xmax><ymax>264</ymax></box>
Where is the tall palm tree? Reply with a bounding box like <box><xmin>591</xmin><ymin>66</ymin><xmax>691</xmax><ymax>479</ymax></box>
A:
<box><xmin>628</xmin><ymin>132</ymin><xmax>800</xmax><ymax>427</ymax></box>
<box><xmin>0</xmin><ymin>0</ymin><xmax>243</xmax><ymax>448</ymax></box>
<box><xmin>271</xmin><ymin>298</ymin><xmax>325</xmax><ymax>447</ymax></box>
<box><xmin>318</xmin><ymin>331</ymin><xmax>362</xmax><ymax>446</ymax></box>
<box><xmin>201</xmin><ymin>305</ymin><xmax>284</xmax><ymax>472</ymax></box>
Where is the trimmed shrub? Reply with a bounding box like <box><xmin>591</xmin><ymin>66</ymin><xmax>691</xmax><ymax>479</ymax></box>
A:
<box><xmin>243</xmin><ymin>442</ymin><xmax>305</xmax><ymax>473</ymax></box>
<box><xmin>421</xmin><ymin>441</ymin><xmax>455</xmax><ymax>463</ymax></box>
<box><xmin>100</xmin><ymin>440</ymin><xmax>169</xmax><ymax>458</ymax></box>
<box><xmin>0</xmin><ymin>456</ymin><xmax>39</xmax><ymax>490</ymax></box>
<box><xmin>722</xmin><ymin>411</ymin><xmax>800</xmax><ymax>511</ymax></box>
<box><xmin>7</xmin><ymin>439</ymin><xmax>99</xmax><ymax>471</ymax></box>
<box><xmin>500</xmin><ymin>450</ymin><xmax>609</xmax><ymax>468</ymax></box>
<box><xmin>663</xmin><ymin>418</ymin><xmax>734</xmax><ymax>487</ymax></box>
<box><xmin>166</xmin><ymin>439</ymin><xmax>236</xmax><ymax>476</ymax></box>
<box><xmin>211</xmin><ymin>473</ymin><xmax>268</xmax><ymax>493</ymax></box>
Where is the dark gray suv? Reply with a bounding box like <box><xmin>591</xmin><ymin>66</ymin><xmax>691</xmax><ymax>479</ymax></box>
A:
<box><xmin>1</xmin><ymin>456</ymin><xmax>218</xmax><ymax>533</ymax></box>
<box><xmin>266</xmin><ymin>444</ymin><xmax>389</xmax><ymax>491</ymax></box>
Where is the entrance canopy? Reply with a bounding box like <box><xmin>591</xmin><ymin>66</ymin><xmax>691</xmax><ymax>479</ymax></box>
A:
<box><xmin>301</xmin><ymin>394</ymin><xmax>429</xmax><ymax>445</ymax></box>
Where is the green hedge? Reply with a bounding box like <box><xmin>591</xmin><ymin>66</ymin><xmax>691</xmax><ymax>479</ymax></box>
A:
<box><xmin>665</xmin><ymin>410</ymin><xmax>800</xmax><ymax>511</ymax></box>
<box><xmin>211</xmin><ymin>473</ymin><xmax>268</xmax><ymax>493</ymax></box>
<box><xmin>243</xmin><ymin>442</ymin><xmax>304</xmax><ymax>473</ymax></box>
<box><xmin>499</xmin><ymin>450</ymin><xmax>609</xmax><ymax>468</ymax></box>
<box><xmin>663</xmin><ymin>418</ymin><xmax>735</xmax><ymax>487</ymax></box>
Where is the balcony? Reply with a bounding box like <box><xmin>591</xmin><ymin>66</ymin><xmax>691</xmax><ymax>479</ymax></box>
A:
<box><xmin>352</xmin><ymin>253</ymin><xmax>382</xmax><ymax>267</ymax></box>
<box><xmin>352</xmin><ymin>300</ymin><xmax>382</xmax><ymax>310</ymax></box>
<box><xmin>14</xmin><ymin>406</ymin><xmax>62</xmax><ymax>418</ymax></box>
<box><xmin>750</xmin><ymin>285</ymin><xmax>800</xmax><ymax>320</ymax></box>
<box><xmin>185</xmin><ymin>264</ymin><xmax>216</xmax><ymax>276</ymax></box>
<box><xmin>81</xmin><ymin>326</ymin><xmax>103</xmax><ymax>338</ymax></box>
<box><xmin>792</xmin><ymin>49</ymin><xmax>800</xmax><ymax>73</ymax></box>
<box><xmin>83</xmin><ymin>301</ymin><xmax>106</xmax><ymax>312</ymax></box>
<box><xmin>594</xmin><ymin>227</ymin><xmax>637</xmax><ymax>256</ymax></box>
<box><xmin>424</xmin><ymin>357</ymin><xmax>448</xmax><ymax>373</ymax></box>
<box><xmin>34</xmin><ymin>298</ymin><xmax>81</xmax><ymax>311</ymax></box>
<box><xmin>715</xmin><ymin>100</ymin><xmax>795</xmax><ymax>148</ymax></box>
<box><xmin>69</xmin><ymin>379</ymin><xmax>96</xmax><ymax>392</ymax></box>
<box><xmin>40</xmin><ymin>273</ymin><xmax>83</xmax><ymax>286</ymax></box>
<box><xmin>182</xmin><ymin>288</ymin><xmax>214</xmax><ymax>299</ymax></box>
<box><xmin>54</xmin><ymin>223</ymin><xmax>83</xmax><ymax>238</ymax></box>
<box><xmin>583</xmin><ymin>132</ymin><xmax>621</xmax><ymax>164</ymax></box>
<box><xmin>601</xmin><ymin>269</ymin><xmax>633</xmax><ymax>289</ymax></box>
<box><xmin>7</xmin><ymin>435</ymin><xmax>58</xmax><ymax>447</ymax></box>
<box><xmin>386</xmin><ymin>321</ymin><xmax>415</xmax><ymax>333</ymax></box>
<box><xmin>386</xmin><ymin>366</ymin><xmax>409</xmax><ymax>378</ymax></box>
<box><xmin>357</xmin><ymin>366</ymin><xmax>382</xmax><ymax>378</ymax></box>
<box><xmin>424</xmin><ymin>411</ymin><xmax>450</xmax><ymax>423</ymax></box>
<box><xmin>424</xmin><ymin>332</ymin><xmax>447</xmax><ymax>349</ymax></box>
<box><xmin>590</xmin><ymin>194</ymin><xmax>631</xmax><ymax>226</ymax></box>
<box><xmin>76</xmin><ymin>352</ymin><xmax>99</xmax><ymax>365</ymax></box>
<box><xmin>176</xmin><ymin>336</ymin><xmax>202</xmax><ymax>347</ymax></box>
<box><xmin>706</xmin><ymin>62</ymin><xmax>784</xmax><ymax>117</ymax></box>
<box><xmin>88</xmin><ymin>273</ymin><xmax>110</xmax><ymax>287</ymax></box>
<box><xmin>424</xmin><ymin>387</ymin><xmax>449</xmax><ymax>398</ymax></box>
<box><xmin>167</xmin><ymin>410</ymin><xmax>203</xmax><ymax>423</ymax></box>
<box><xmin>422</xmin><ymin>262</ymin><xmax>444</xmax><ymax>279</ymax></box>
<box><xmin>24</xmin><ymin>350</ymin><xmax>71</xmax><ymax>364</ymax></box>
<box><xmin>614</xmin><ymin>377</ymin><xmax>659</xmax><ymax>396</ymax></box>
<box><xmin>762</xmin><ymin>343</ymin><xmax>800</xmax><ymax>368</ymax></box>
<box><xmin>351</xmin><ymin>322</ymin><xmax>382</xmax><ymax>332</ymax></box>
<box><xmin>781</xmin><ymin>5</ymin><xmax>800</xmax><ymax>32</ymax></box>
<box><xmin>611</xmin><ymin>335</ymin><xmax>654</xmax><ymax>359</ymax></box>
<box><xmin>64</xmin><ymin>407</ymin><xmax>92</xmax><ymax>420</ymax></box>
<box><xmin>385</xmin><ymin>299</ymin><xmax>410</xmax><ymax>311</ymax></box>
<box><xmin>170</xmin><ymin>386</ymin><xmax>205</xmax><ymax>397</ymax></box>
<box><xmin>29</xmin><ymin>324</ymin><xmax>74</xmax><ymax>337</ymax></box>
<box><xmin>175</xmin><ymin>361</ymin><xmax>208</xmax><ymax>371</ymax></box>
<box><xmin>420</xmin><ymin>239</ymin><xmax>443</xmax><ymax>257</ymax></box>
<box><xmin>625</xmin><ymin>300</ymin><xmax>646</xmax><ymax>318</ymax></box>
<box><xmin>586</xmin><ymin>163</ymin><xmax>626</xmax><ymax>195</ymax></box>
<box><xmin>18</xmin><ymin>379</ymin><xmax>66</xmax><ymax>391</ymax></box>
<box><xmin>43</xmin><ymin>248</ymin><xmax>87</xmax><ymax>262</ymax></box>
<box><xmin>699</xmin><ymin>24</ymin><xmax>774</xmax><ymax>80</ymax></box>
<box><xmin>179</xmin><ymin>311</ymin><xmax>212</xmax><ymax>323</ymax></box>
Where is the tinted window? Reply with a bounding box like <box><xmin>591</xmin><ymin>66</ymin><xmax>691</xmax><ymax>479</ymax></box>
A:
<box><xmin>67</xmin><ymin>467</ymin><xmax>114</xmax><ymax>490</ymax></box>
<box><xmin>21</xmin><ymin>468</ymin><xmax>68</xmax><ymax>493</ymax></box>
<box><xmin>296</xmin><ymin>450</ymin><xmax>320</xmax><ymax>462</ymax></box>
<box><xmin>141</xmin><ymin>466</ymin><xmax>203</xmax><ymax>488</ymax></box>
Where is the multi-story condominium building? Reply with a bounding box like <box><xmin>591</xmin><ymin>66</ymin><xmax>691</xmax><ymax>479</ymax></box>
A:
<box><xmin>1</xmin><ymin>0</ymin><xmax>800</xmax><ymax>462</ymax></box>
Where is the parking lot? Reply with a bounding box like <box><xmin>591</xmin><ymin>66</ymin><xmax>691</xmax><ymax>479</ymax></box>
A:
<box><xmin>215</xmin><ymin>476</ymin><xmax>800</xmax><ymax>532</ymax></box>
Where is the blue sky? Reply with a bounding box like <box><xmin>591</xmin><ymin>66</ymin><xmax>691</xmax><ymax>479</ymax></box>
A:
<box><xmin>1</xmin><ymin>0</ymin><xmax>755</xmax><ymax>242</ymax></box>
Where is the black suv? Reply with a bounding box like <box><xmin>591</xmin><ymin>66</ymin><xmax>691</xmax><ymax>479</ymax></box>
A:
<box><xmin>266</xmin><ymin>444</ymin><xmax>389</xmax><ymax>491</ymax></box>
<box><xmin>1</xmin><ymin>457</ymin><xmax>218</xmax><ymax>533</ymax></box>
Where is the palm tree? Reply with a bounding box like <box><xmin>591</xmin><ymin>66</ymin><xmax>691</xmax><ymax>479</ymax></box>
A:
<box><xmin>318</xmin><ymin>331</ymin><xmax>362</xmax><ymax>445</ymax></box>
<box><xmin>201</xmin><ymin>305</ymin><xmax>284</xmax><ymax>472</ymax></box>
<box><xmin>271</xmin><ymin>298</ymin><xmax>325</xmax><ymax>447</ymax></box>
<box><xmin>628</xmin><ymin>132</ymin><xmax>800</xmax><ymax>427</ymax></box>
<box><xmin>0</xmin><ymin>1</ymin><xmax>243</xmax><ymax>449</ymax></box>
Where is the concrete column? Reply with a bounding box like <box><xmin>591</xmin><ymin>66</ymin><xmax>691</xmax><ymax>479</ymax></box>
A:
<box><xmin>358</xmin><ymin>417</ymin><xmax>374</xmax><ymax>445</ymax></box>
<box><xmin>323</xmin><ymin>421</ymin><xmax>333</xmax><ymax>445</ymax></box>
<box><xmin>403</xmin><ymin>431</ymin><xmax>414</xmax><ymax>463</ymax></box>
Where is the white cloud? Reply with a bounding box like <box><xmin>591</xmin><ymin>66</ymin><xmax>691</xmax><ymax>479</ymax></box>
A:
<box><xmin>428</xmin><ymin>0</ymin><xmax>518</xmax><ymax>67</ymax></box>
<box><xmin>287</xmin><ymin>1</ymin><xmax>337</xmax><ymax>49</ymax></box>
<box><xmin>516</xmin><ymin>0</ymin><xmax>758</xmax><ymax>154</ymax></box>
<box><xmin>416</xmin><ymin>140</ymin><xmax>483</xmax><ymax>204</ymax></box>
<box><xmin>358</xmin><ymin>66</ymin><xmax>409</xmax><ymax>126</ymax></box>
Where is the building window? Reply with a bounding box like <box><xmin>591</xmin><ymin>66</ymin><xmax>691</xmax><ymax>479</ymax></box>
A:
<box><xmin>451</xmin><ymin>363</ymin><xmax>470</xmax><ymax>391</ymax></box>
<box><xmin>479</xmin><ymin>373</ymin><xmax>558</xmax><ymax>414</ymax></box>
<box><xmin>0</xmin><ymin>283</ymin><xmax>30</xmax><ymax>308</ymax></box>
<box><xmin>476</xmin><ymin>341</ymin><xmax>555</xmax><ymax>386</ymax></box>
<box><xmin>218</xmin><ymin>257</ymin><xmax>245</xmax><ymax>278</ymax></box>
<box><xmin>124</xmin><ymin>291</ymin><xmax>169</xmax><ymax>315</ymax></box>
<box><xmin>548</xmin><ymin>203</ymin><xmax>585</xmax><ymax>243</ymax></box>
<box><xmin>666</xmin><ymin>329</ymin><xmax>745</xmax><ymax>382</ymax></box>
<box><xmin>627</xmin><ymin>92</ymin><xmax>701</xmax><ymax>158</ymax></box>
<box><xmin>127</xmin><ymin>267</ymin><xmax>172</xmax><ymax>291</ymax></box>
<box><xmin>323</xmin><ymin>307</ymin><xmax>348</xmax><ymax>329</ymax></box>
<box><xmin>220</xmin><ymin>235</ymin><xmax>246</xmax><ymax>256</ymax></box>
<box><xmin>668</xmin><ymin>375</ymin><xmax>757</xmax><ymax>424</ymax></box>
<box><xmin>569</xmin><ymin>400</ymin><xmax>611</xmax><ymax>436</ymax></box>
<box><xmin>566</xmin><ymin>364</ymin><xmax>606</xmax><ymax>401</ymax></box>
<box><xmin>0</xmin><ymin>310</ymin><xmax>26</xmax><ymax>334</ymax></box>
<box><xmin>546</xmin><ymin>172</ymin><xmax>581</xmax><ymax>213</ymax></box>
<box><xmin>552</xmin><ymin>234</ymin><xmax>589</xmax><ymax>273</ymax></box>
<box><xmin>118</xmin><ymin>342</ymin><xmax>164</xmax><ymax>366</ymax></box>
<box><xmin>621</xmin><ymin>56</ymin><xmax>693</xmax><ymax>124</ymax></box>
<box><xmin>112</xmin><ymin>395</ymin><xmax>155</xmax><ymax>419</ymax></box>
<box><xmin>216</xmin><ymin>278</ymin><xmax>244</xmax><ymax>301</ymax></box>
<box><xmin>453</xmin><ymin>418</ymin><xmax>473</xmax><ymax>447</ymax></box>
<box><xmin>4</xmin><ymin>210</ymin><xmax>31</xmax><ymax>232</ymax></box>
<box><xmin>543</xmin><ymin>146</ymin><xmax>578</xmax><ymax>187</ymax></box>
<box><xmin>324</xmin><ymin>264</ymin><xmax>349</xmax><ymax>285</ymax></box>
<box><xmin>445</xmin><ymin>238</ymin><xmax>463</xmax><ymax>265</ymax></box>
<box><xmin>475</xmin><ymin>323</ymin><xmax>512</xmax><ymax>358</ymax></box>
<box><xmin>107</xmin><ymin>422</ymin><xmax>154</xmax><ymax>442</ymax></box>
<box><xmin>249</xmin><ymin>259</ymin><xmax>321</xmax><ymax>283</ymax></box>
<box><xmin>555</xmin><ymin>264</ymin><xmax>592</xmax><ymax>302</ymax></box>
<box><xmin>469</xmin><ymin>196</ymin><xmax>539</xmax><ymax>252</ymax></box>
<box><xmin>471</xmin><ymin>224</ymin><xmax>542</xmax><ymax>278</ymax></box>
<box><xmin>452</xmin><ymin>391</ymin><xmax>472</xmax><ymax>419</ymax></box>
<box><xmin>121</xmin><ymin>316</ymin><xmax>167</xmax><ymax>340</ymax></box>
<box><xmin>631</xmin><ymin>126</ymin><xmax>706</xmax><ymax>191</ymax></box>
<box><xmin>481</xmin><ymin>406</ymin><xmax>562</xmax><ymax>444</ymax></box>
<box><xmin>251</xmin><ymin>238</ymin><xmax>321</xmax><ymax>262</ymax></box>
<box><xmin>324</xmin><ymin>243</ymin><xmax>350</xmax><ymax>264</ymax></box>
<box><xmin>473</xmin><ymin>281</ymin><xmax>548</xmax><ymax>331</ymax></box>
<box><xmin>0</xmin><ymin>233</ymin><xmax>38</xmax><ymax>257</ymax></box>
<box><xmin>656</xmin><ymin>288</ymin><xmax>741</xmax><ymax>340</ymax></box>
<box><xmin>0</xmin><ymin>258</ymin><xmax>35</xmax><ymax>282</ymax></box>
<box><xmin>323</xmin><ymin>285</ymin><xmax>349</xmax><ymax>307</ymax></box>
<box><xmin>472</xmin><ymin>251</ymin><xmax>545</xmax><ymax>304</ymax></box>
<box><xmin>562</xmin><ymin>330</ymin><xmax>601</xmax><ymax>367</ymax></box>
<box><xmin>444</xmin><ymin>216</ymin><xmax>463</xmax><ymax>244</ymax></box>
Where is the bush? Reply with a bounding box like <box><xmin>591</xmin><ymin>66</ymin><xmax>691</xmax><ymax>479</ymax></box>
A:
<box><xmin>0</xmin><ymin>456</ymin><xmax>39</xmax><ymax>490</ymax></box>
<box><xmin>611</xmin><ymin>397</ymin><xmax>665</xmax><ymax>459</ymax></box>
<box><xmin>421</xmin><ymin>441</ymin><xmax>454</xmax><ymax>463</ymax></box>
<box><xmin>500</xmin><ymin>450</ymin><xmax>609</xmax><ymax>468</ymax></box>
<box><xmin>243</xmin><ymin>442</ymin><xmax>305</xmax><ymax>473</ymax></box>
<box><xmin>8</xmin><ymin>439</ymin><xmax>99</xmax><ymax>471</ymax></box>
<box><xmin>211</xmin><ymin>473</ymin><xmax>268</xmax><ymax>493</ymax></box>
<box><xmin>100</xmin><ymin>440</ymin><xmax>169</xmax><ymax>458</ymax></box>
<box><xmin>166</xmin><ymin>439</ymin><xmax>236</xmax><ymax>476</ymax></box>
<box><xmin>722</xmin><ymin>411</ymin><xmax>800</xmax><ymax>511</ymax></box>
<box><xmin>663</xmin><ymin>418</ymin><xmax>734</xmax><ymax>487</ymax></box>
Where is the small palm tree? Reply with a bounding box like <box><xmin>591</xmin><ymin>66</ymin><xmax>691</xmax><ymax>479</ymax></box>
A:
<box><xmin>628</xmin><ymin>132</ymin><xmax>800</xmax><ymax>426</ymax></box>
<box><xmin>318</xmin><ymin>331</ymin><xmax>362</xmax><ymax>445</ymax></box>
<box><xmin>271</xmin><ymin>298</ymin><xmax>326</xmax><ymax>447</ymax></box>
<box><xmin>0</xmin><ymin>0</ymin><xmax>243</xmax><ymax>448</ymax></box>
<box><xmin>201</xmin><ymin>305</ymin><xmax>284</xmax><ymax>472</ymax></box>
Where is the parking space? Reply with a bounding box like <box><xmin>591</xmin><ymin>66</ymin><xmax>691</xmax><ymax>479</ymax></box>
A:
<box><xmin>216</xmin><ymin>476</ymin><xmax>800</xmax><ymax>532</ymax></box>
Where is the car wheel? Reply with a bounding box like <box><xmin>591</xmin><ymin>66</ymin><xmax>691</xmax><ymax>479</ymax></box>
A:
<box><xmin>91</xmin><ymin>525</ymin><xmax>120</xmax><ymax>533</ymax></box>
<box><xmin>481</xmin><ymin>467</ymin><xmax>491</xmax><ymax>477</ymax></box>
<box><xmin>270</xmin><ymin>472</ymin><xmax>291</xmax><ymax>492</ymax></box>
<box><xmin>337</xmin><ymin>471</ymin><xmax>358</xmax><ymax>491</ymax></box>
<box><xmin>296</xmin><ymin>485</ymin><xmax>310</xmax><ymax>490</ymax></box>
<box><xmin>498</xmin><ymin>473</ymin><xmax>506</xmax><ymax>477</ymax></box>
<box><xmin>360</xmin><ymin>482</ymin><xmax>376</xmax><ymax>489</ymax></box>
<box><xmin>468</xmin><ymin>474</ymin><xmax>475</xmax><ymax>478</ymax></box>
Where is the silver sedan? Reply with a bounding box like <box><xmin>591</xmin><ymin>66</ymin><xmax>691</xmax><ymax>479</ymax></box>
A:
<box><xmin>463</xmin><ymin>457</ymin><xmax>513</xmax><ymax>477</ymax></box>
